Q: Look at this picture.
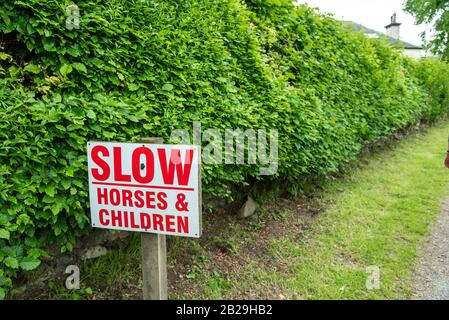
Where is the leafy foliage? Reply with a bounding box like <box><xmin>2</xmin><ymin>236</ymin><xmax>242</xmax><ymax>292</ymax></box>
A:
<box><xmin>1</xmin><ymin>0</ymin><xmax>449</xmax><ymax>298</ymax></box>
<box><xmin>405</xmin><ymin>0</ymin><xmax>449</xmax><ymax>59</ymax></box>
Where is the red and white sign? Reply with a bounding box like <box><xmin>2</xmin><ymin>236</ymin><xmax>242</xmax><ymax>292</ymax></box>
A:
<box><xmin>87</xmin><ymin>142</ymin><xmax>201</xmax><ymax>238</ymax></box>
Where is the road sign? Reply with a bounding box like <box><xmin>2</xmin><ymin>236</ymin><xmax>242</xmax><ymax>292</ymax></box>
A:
<box><xmin>87</xmin><ymin>141</ymin><xmax>201</xmax><ymax>238</ymax></box>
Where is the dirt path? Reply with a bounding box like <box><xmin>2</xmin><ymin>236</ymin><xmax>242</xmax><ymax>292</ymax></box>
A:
<box><xmin>413</xmin><ymin>196</ymin><xmax>449</xmax><ymax>300</ymax></box>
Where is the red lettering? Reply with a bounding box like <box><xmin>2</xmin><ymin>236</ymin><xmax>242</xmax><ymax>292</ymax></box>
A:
<box><xmin>123</xmin><ymin>211</ymin><xmax>129</xmax><ymax>228</ymax></box>
<box><xmin>99</xmin><ymin>209</ymin><xmax>110</xmax><ymax>226</ymax></box>
<box><xmin>111</xmin><ymin>210</ymin><xmax>122</xmax><ymax>227</ymax></box>
<box><xmin>91</xmin><ymin>146</ymin><xmax>110</xmax><ymax>181</ymax></box>
<box><xmin>158</xmin><ymin>149</ymin><xmax>194</xmax><ymax>186</ymax></box>
<box><xmin>145</xmin><ymin>191</ymin><xmax>156</xmax><ymax>209</ymax></box>
<box><xmin>153</xmin><ymin>214</ymin><xmax>164</xmax><ymax>231</ymax></box>
<box><xmin>177</xmin><ymin>216</ymin><xmax>189</xmax><ymax>234</ymax></box>
<box><xmin>130</xmin><ymin>212</ymin><xmax>139</xmax><ymax>229</ymax></box>
<box><xmin>165</xmin><ymin>215</ymin><xmax>176</xmax><ymax>232</ymax></box>
<box><xmin>140</xmin><ymin>213</ymin><xmax>151</xmax><ymax>229</ymax></box>
<box><xmin>97</xmin><ymin>188</ymin><xmax>108</xmax><ymax>205</ymax></box>
<box><xmin>110</xmin><ymin>189</ymin><xmax>120</xmax><ymax>206</ymax></box>
<box><xmin>134</xmin><ymin>190</ymin><xmax>144</xmax><ymax>208</ymax></box>
<box><xmin>157</xmin><ymin>192</ymin><xmax>168</xmax><ymax>210</ymax></box>
<box><xmin>122</xmin><ymin>189</ymin><xmax>133</xmax><ymax>207</ymax></box>
<box><xmin>113</xmin><ymin>147</ymin><xmax>131</xmax><ymax>182</ymax></box>
<box><xmin>132</xmin><ymin>147</ymin><xmax>155</xmax><ymax>184</ymax></box>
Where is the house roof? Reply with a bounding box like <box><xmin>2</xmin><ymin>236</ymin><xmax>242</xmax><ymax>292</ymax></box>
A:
<box><xmin>342</xmin><ymin>21</ymin><xmax>422</xmax><ymax>50</ymax></box>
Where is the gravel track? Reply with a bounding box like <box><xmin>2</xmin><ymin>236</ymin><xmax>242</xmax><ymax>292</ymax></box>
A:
<box><xmin>413</xmin><ymin>196</ymin><xmax>449</xmax><ymax>300</ymax></box>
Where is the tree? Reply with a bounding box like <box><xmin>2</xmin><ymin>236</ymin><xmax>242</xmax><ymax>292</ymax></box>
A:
<box><xmin>405</xmin><ymin>0</ymin><xmax>449</xmax><ymax>59</ymax></box>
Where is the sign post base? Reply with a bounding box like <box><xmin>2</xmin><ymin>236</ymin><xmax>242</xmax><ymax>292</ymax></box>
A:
<box><xmin>141</xmin><ymin>232</ymin><xmax>167</xmax><ymax>300</ymax></box>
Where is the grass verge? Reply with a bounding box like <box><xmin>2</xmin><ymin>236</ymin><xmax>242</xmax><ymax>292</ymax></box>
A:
<box><xmin>223</xmin><ymin>121</ymin><xmax>449</xmax><ymax>299</ymax></box>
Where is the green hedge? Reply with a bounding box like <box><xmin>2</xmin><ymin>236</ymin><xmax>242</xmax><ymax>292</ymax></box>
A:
<box><xmin>1</xmin><ymin>0</ymin><xmax>449</xmax><ymax>298</ymax></box>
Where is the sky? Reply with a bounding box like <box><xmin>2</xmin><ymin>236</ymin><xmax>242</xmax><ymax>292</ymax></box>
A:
<box><xmin>295</xmin><ymin>0</ymin><xmax>433</xmax><ymax>46</ymax></box>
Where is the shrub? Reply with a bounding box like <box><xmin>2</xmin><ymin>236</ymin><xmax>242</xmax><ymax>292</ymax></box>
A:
<box><xmin>1</xmin><ymin>0</ymin><xmax>449</xmax><ymax>298</ymax></box>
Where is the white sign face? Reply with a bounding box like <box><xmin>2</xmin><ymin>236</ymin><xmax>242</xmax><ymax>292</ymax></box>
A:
<box><xmin>87</xmin><ymin>142</ymin><xmax>201</xmax><ymax>238</ymax></box>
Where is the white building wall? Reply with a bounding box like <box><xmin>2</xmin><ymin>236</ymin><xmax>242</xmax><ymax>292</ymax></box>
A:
<box><xmin>402</xmin><ymin>49</ymin><xmax>427</xmax><ymax>59</ymax></box>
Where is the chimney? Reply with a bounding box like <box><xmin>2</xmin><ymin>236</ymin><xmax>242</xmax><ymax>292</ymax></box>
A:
<box><xmin>385</xmin><ymin>12</ymin><xmax>401</xmax><ymax>40</ymax></box>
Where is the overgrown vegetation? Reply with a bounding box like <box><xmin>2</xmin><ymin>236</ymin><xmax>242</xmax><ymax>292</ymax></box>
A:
<box><xmin>405</xmin><ymin>0</ymin><xmax>449</xmax><ymax>60</ymax></box>
<box><xmin>182</xmin><ymin>121</ymin><xmax>449</xmax><ymax>299</ymax></box>
<box><xmin>14</xmin><ymin>119</ymin><xmax>449</xmax><ymax>300</ymax></box>
<box><xmin>1</xmin><ymin>0</ymin><xmax>449</xmax><ymax>299</ymax></box>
